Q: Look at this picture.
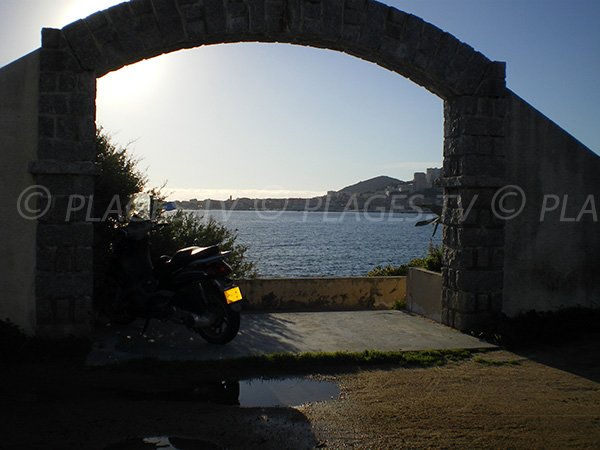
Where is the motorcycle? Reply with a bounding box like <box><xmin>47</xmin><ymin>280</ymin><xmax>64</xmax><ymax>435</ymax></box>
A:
<box><xmin>103</xmin><ymin>194</ymin><xmax>244</xmax><ymax>344</ymax></box>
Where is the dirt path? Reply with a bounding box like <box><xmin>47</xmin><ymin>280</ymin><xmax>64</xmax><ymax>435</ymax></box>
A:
<box><xmin>302</xmin><ymin>350</ymin><xmax>600</xmax><ymax>448</ymax></box>
<box><xmin>2</xmin><ymin>339</ymin><xmax>599</xmax><ymax>449</ymax></box>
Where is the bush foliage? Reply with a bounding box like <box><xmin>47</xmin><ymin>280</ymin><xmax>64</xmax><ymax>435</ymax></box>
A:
<box><xmin>367</xmin><ymin>243</ymin><xmax>443</xmax><ymax>277</ymax></box>
<box><xmin>150</xmin><ymin>210</ymin><xmax>256</xmax><ymax>278</ymax></box>
<box><xmin>93</xmin><ymin>128</ymin><xmax>256</xmax><ymax>309</ymax></box>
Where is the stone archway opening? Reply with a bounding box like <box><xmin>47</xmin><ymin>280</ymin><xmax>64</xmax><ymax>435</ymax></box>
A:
<box><xmin>94</xmin><ymin>40</ymin><xmax>445</xmax><ymax>279</ymax></box>
<box><xmin>30</xmin><ymin>0</ymin><xmax>507</xmax><ymax>336</ymax></box>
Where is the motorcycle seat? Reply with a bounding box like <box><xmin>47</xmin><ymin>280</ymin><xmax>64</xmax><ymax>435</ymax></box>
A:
<box><xmin>166</xmin><ymin>245</ymin><xmax>220</xmax><ymax>267</ymax></box>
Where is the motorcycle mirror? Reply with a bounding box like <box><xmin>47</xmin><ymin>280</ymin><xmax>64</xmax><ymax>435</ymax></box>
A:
<box><xmin>128</xmin><ymin>193</ymin><xmax>152</xmax><ymax>221</ymax></box>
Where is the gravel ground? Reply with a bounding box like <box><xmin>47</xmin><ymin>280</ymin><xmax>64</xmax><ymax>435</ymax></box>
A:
<box><xmin>1</xmin><ymin>335</ymin><xmax>599</xmax><ymax>449</ymax></box>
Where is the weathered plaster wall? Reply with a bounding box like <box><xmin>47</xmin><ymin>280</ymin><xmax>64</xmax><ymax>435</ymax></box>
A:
<box><xmin>0</xmin><ymin>51</ymin><xmax>40</xmax><ymax>333</ymax></box>
<box><xmin>503</xmin><ymin>92</ymin><xmax>600</xmax><ymax>316</ymax></box>
<box><xmin>238</xmin><ymin>277</ymin><xmax>406</xmax><ymax>311</ymax></box>
<box><xmin>407</xmin><ymin>267</ymin><xmax>442</xmax><ymax>322</ymax></box>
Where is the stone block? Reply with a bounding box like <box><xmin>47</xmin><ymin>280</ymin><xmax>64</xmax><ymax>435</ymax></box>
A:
<box><xmin>341</xmin><ymin>23</ymin><xmax>361</xmax><ymax>43</ymax></box>
<box><xmin>37</xmin><ymin>139</ymin><xmax>94</xmax><ymax>161</ymax></box>
<box><xmin>63</xmin><ymin>20</ymin><xmax>106</xmax><ymax>71</ymax></box>
<box><xmin>456</xmin><ymin>227</ymin><xmax>504</xmax><ymax>247</ymax></box>
<box><xmin>37</xmin><ymin>223</ymin><xmax>93</xmax><ymax>247</ymax></box>
<box><xmin>441</xmin><ymin>307</ymin><xmax>451</xmax><ymax>326</ymax></box>
<box><xmin>37</xmin><ymin>195</ymin><xmax>88</xmax><ymax>224</ymax></box>
<box><xmin>130</xmin><ymin>0</ymin><xmax>154</xmax><ymax>15</ymax></box>
<box><xmin>301</xmin><ymin>0</ymin><xmax>321</xmax><ymax>19</ymax></box>
<box><xmin>453</xmin><ymin>290</ymin><xmax>477</xmax><ymax>313</ymax></box>
<box><xmin>385</xmin><ymin>10</ymin><xmax>406</xmax><ymax>40</ymax></box>
<box><xmin>40</xmin><ymin>50</ymin><xmax>66</xmax><ymax>72</ymax></box>
<box><xmin>228</xmin><ymin>16</ymin><xmax>250</xmax><ymax>32</ymax></box>
<box><xmin>186</xmin><ymin>19</ymin><xmax>207</xmax><ymax>37</ymax></box>
<box><xmin>36</xmin><ymin>272</ymin><xmax>94</xmax><ymax>299</ymax></box>
<box><xmin>491</xmin><ymin>247</ymin><xmax>504</xmax><ymax>269</ymax></box>
<box><xmin>153</xmin><ymin>0</ymin><xmax>187</xmax><ymax>43</ymax></box>
<box><xmin>455</xmin><ymin>269</ymin><xmax>503</xmax><ymax>292</ymax></box>
<box><xmin>464</xmin><ymin>116</ymin><xmax>505</xmax><ymax>137</ymax></box>
<box><xmin>429</xmin><ymin>32</ymin><xmax>459</xmax><ymax>70</ymax></box>
<box><xmin>342</xmin><ymin>7</ymin><xmax>362</xmax><ymax>25</ymax></box>
<box><xmin>459</xmin><ymin>155</ymin><xmax>505</xmax><ymax>178</ymax></box>
<box><xmin>356</xmin><ymin>0</ymin><xmax>386</xmax><ymax>51</ymax></box>
<box><xmin>129</xmin><ymin>11</ymin><xmax>164</xmax><ymax>54</ymax></box>
<box><xmin>321</xmin><ymin>0</ymin><xmax>343</xmax><ymax>41</ymax></box>
<box><xmin>54</xmin><ymin>298</ymin><xmax>72</xmax><ymax>322</ymax></box>
<box><xmin>205</xmin><ymin>0</ymin><xmax>227</xmax><ymax>33</ymax></box>
<box><xmin>39</xmin><ymin>116</ymin><xmax>55</xmax><ymax>138</ymax></box>
<box><xmin>107</xmin><ymin>4</ymin><xmax>148</xmax><ymax>54</ymax></box>
<box><xmin>40</xmin><ymin>72</ymin><xmax>58</xmax><ymax>93</ymax></box>
<box><xmin>42</xmin><ymin>28</ymin><xmax>63</xmax><ymax>49</ymax></box>
<box><xmin>36</xmin><ymin>297</ymin><xmax>55</xmax><ymax>324</ymax></box>
<box><xmin>475</xmin><ymin>247</ymin><xmax>490</xmax><ymax>268</ymax></box>
<box><xmin>68</xmin><ymin>93</ymin><xmax>95</xmax><ymax>116</ymax></box>
<box><xmin>476</xmin><ymin>78</ymin><xmax>506</xmax><ymax>98</ymax></box>
<box><xmin>73</xmin><ymin>297</ymin><xmax>93</xmax><ymax>324</ymax></box>
<box><xmin>245</xmin><ymin>0</ymin><xmax>266</xmax><ymax>33</ymax></box>
<box><xmin>345</xmin><ymin>0</ymin><xmax>365</xmax><ymax>11</ymax></box>
<box><xmin>39</xmin><ymin>95</ymin><xmax>68</xmax><ymax>115</ymax></box>
<box><xmin>445</xmin><ymin>248</ymin><xmax>475</xmax><ymax>269</ymax></box>
<box><xmin>476</xmin><ymin>293</ymin><xmax>489</xmax><ymax>311</ymax></box>
<box><xmin>489</xmin><ymin>292</ymin><xmax>503</xmax><ymax>312</ymax></box>
<box><xmin>453</xmin><ymin>310</ymin><xmax>493</xmax><ymax>332</ymax></box>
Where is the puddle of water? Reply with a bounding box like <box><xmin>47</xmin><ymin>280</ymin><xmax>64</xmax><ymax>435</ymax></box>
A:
<box><xmin>239</xmin><ymin>377</ymin><xmax>340</xmax><ymax>407</ymax></box>
<box><xmin>119</xmin><ymin>377</ymin><xmax>339</xmax><ymax>408</ymax></box>
<box><xmin>105</xmin><ymin>436</ymin><xmax>221</xmax><ymax>449</ymax></box>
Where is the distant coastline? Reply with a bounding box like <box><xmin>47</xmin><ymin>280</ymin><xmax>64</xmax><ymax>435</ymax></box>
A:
<box><xmin>172</xmin><ymin>173</ymin><xmax>443</xmax><ymax>213</ymax></box>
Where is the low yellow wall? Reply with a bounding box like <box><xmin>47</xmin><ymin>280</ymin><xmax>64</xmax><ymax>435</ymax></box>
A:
<box><xmin>238</xmin><ymin>277</ymin><xmax>406</xmax><ymax>311</ymax></box>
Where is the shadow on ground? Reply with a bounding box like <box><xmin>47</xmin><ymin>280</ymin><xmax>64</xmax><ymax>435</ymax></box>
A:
<box><xmin>0</xmin><ymin>361</ymin><xmax>320</xmax><ymax>450</ymax></box>
<box><xmin>513</xmin><ymin>332</ymin><xmax>600</xmax><ymax>383</ymax></box>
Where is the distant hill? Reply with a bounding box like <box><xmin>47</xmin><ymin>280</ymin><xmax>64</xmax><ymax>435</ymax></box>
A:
<box><xmin>337</xmin><ymin>175</ymin><xmax>402</xmax><ymax>195</ymax></box>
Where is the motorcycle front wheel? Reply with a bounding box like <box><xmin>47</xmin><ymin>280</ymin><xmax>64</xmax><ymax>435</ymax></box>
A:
<box><xmin>195</xmin><ymin>288</ymin><xmax>241</xmax><ymax>345</ymax></box>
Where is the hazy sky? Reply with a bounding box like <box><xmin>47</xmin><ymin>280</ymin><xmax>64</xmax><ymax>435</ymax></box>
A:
<box><xmin>1</xmin><ymin>0</ymin><xmax>599</xmax><ymax>200</ymax></box>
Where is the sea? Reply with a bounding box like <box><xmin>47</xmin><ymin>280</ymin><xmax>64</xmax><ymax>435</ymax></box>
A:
<box><xmin>194</xmin><ymin>210</ymin><xmax>442</xmax><ymax>277</ymax></box>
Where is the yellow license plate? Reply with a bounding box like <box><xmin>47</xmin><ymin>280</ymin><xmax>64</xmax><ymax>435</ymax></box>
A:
<box><xmin>224</xmin><ymin>286</ymin><xmax>243</xmax><ymax>304</ymax></box>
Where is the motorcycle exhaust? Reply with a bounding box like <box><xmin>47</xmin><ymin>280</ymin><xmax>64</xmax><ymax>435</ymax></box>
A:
<box><xmin>185</xmin><ymin>312</ymin><xmax>217</xmax><ymax>329</ymax></box>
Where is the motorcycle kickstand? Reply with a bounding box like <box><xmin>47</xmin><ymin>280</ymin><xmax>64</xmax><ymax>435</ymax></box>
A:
<box><xmin>141</xmin><ymin>318</ymin><xmax>151</xmax><ymax>335</ymax></box>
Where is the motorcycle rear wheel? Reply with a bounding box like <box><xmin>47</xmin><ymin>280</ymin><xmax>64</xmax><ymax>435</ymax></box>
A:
<box><xmin>195</xmin><ymin>289</ymin><xmax>241</xmax><ymax>345</ymax></box>
<box><xmin>104</xmin><ymin>289</ymin><xmax>136</xmax><ymax>325</ymax></box>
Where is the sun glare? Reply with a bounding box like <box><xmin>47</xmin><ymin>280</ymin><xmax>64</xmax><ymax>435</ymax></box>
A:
<box><xmin>97</xmin><ymin>57</ymin><xmax>165</xmax><ymax>105</ymax></box>
<box><xmin>58</xmin><ymin>0</ymin><xmax>123</xmax><ymax>27</ymax></box>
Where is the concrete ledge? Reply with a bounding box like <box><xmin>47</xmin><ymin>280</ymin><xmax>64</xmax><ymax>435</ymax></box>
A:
<box><xmin>238</xmin><ymin>277</ymin><xmax>406</xmax><ymax>311</ymax></box>
<box><xmin>407</xmin><ymin>268</ymin><xmax>442</xmax><ymax>322</ymax></box>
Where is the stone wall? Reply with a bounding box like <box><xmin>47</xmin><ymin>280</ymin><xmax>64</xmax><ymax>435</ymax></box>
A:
<box><xmin>1</xmin><ymin>0</ymin><xmax>520</xmax><ymax>335</ymax></box>
<box><xmin>31</xmin><ymin>29</ymin><xmax>97</xmax><ymax>336</ymax></box>
<box><xmin>503</xmin><ymin>92</ymin><xmax>600</xmax><ymax>316</ymax></box>
<box><xmin>0</xmin><ymin>51</ymin><xmax>40</xmax><ymax>333</ymax></box>
<box><xmin>238</xmin><ymin>276</ymin><xmax>405</xmax><ymax>310</ymax></box>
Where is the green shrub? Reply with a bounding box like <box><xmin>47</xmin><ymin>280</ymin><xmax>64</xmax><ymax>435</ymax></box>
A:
<box><xmin>93</xmin><ymin>129</ymin><xmax>256</xmax><ymax>311</ymax></box>
<box><xmin>367</xmin><ymin>264</ymin><xmax>409</xmax><ymax>277</ymax></box>
<box><xmin>367</xmin><ymin>244</ymin><xmax>443</xmax><ymax>277</ymax></box>
<box><xmin>150</xmin><ymin>210</ymin><xmax>256</xmax><ymax>278</ymax></box>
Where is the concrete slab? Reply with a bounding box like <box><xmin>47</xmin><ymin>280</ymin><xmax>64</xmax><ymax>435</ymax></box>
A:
<box><xmin>87</xmin><ymin>310</ymin><xmax>496</xmax><ymax>365</ymax></box>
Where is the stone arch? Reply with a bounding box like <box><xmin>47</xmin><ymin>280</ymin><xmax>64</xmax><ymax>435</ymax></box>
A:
<box><xmin>32</xmin><ymin>0</ymin><xmax>507</xmax><ymax>335</ymax></box>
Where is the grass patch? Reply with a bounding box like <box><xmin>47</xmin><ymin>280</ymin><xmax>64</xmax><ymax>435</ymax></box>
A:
<box><xmin>100</xmin><ymin>348</ymin><xmax>476</xmax><ymax>376</ymax></box>
<box><xmin>473</xmin><ymin>356</ymin><xmax>522</xmax><ymax>366</ymax></box>
<box><xmin>392</xmin><ymin>298</ymin><xmax>407</xmax><ymax>310</ymax></box>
